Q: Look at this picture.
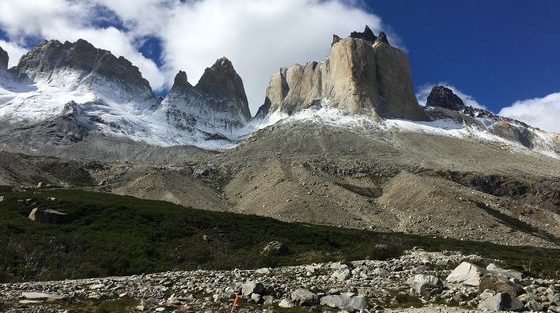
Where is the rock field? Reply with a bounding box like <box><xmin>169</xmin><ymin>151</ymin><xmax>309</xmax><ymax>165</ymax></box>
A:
<box><xmin>2</xmin><ymin>249</ymin><xmax>559</xmax><ymax>313</ymax></box>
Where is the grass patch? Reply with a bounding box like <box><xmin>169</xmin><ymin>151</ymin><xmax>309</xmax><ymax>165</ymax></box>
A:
<box><xmin>0</xmin><ymin>187</ymin><xmax>559</xmax><ymax>283</ymax></box>
<box><xmin>54</xmin><ymin>298</ymin><xmax>138</xmax><ymax>313</ymax></box>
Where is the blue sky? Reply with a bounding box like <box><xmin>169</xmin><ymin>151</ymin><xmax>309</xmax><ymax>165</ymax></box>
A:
<box><xmin>0</xmin><ymin>0</ymin><xmax>559</xmax><ymax>131</ymax></box>
<box><xmin>367</xmin><ymin>0</ymin><xmax>560</xmax><ymax>113</ymax></box>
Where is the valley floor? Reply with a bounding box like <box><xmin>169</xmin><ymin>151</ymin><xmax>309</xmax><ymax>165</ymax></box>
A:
<box><xmin>1</xmin><ymin>249</ymin><xmax>559</xmax><ymax>313</ymax></box>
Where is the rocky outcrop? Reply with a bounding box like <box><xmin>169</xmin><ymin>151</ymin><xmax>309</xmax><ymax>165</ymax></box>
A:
<box><xmin>196</xmin><ymin>57</ymin><xmax>251</xmax><ymax>121</ymax></box>
<box><xmin>426</xmin><ymin>85</ymin><xmax>465</xmax><ymax>111</ymax></box>
<box><xmin>0</xmin><ymin>46</ymin><xmax>8</xmax><ymax>70</ymax></box>
<box><xmin>28</xmin><ymin>207</ymin><xmax>68</xmax><ymax>224</ymax></box>
<box><xmin>425</xmin><ymin>87</ymin><xmax>560</xmax><ymax>154</ymax></box>
<box><xmin>257</xmin><ymin>27</ymin><xmax>425</xmax><ymax>120</ymax></box>
<box><xmin>446</xmin><ymin>261</ymin><xmax>487</xmax><ymax>286</ymax></box>
<box><xmin>13</xmin><ymin>39</ymin><xmax>155</xmax><ymax>102</ymax></box>
<box><xmin>261</xmin><ymin>241</ymin><xmax>289</xmax><ymax>256</ymax></box>
<box><xmin>350</xmin><ymin>25</ymin><xmax>377</xmax><ymax>43</ymax></box>
<box><xmin>162</xmin><ymin>57</ymin><xmax>251</xmax><ymax>135</ymax></box>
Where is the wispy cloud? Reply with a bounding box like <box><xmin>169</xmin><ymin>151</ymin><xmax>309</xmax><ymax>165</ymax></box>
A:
<box><xmin>499</xmin><ymin>92</ymin><xmax>560</xmax><ymax>133</ymax></box>
<box><xmin>416</xmin><ymin>82</ymin><xmax>486</xmax><ymax>109</ymax></box>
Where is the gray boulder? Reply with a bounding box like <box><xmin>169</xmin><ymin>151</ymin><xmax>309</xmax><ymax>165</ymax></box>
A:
<box><xmin>478</xmin><ymin>292</ymin><xmax>512</xmax><ymax>311</ymax></box>
<box><xmin>21</xmin><ymin>292</ymin><xmax>64</xmax><ymax>300</ymax></box>
<box><xmin>331</xmin><ymin>268</ymin><xmax>351</xmax><ymax>281</ymax></box>
<box><xmin>28</xmin><ymin>208</ymin><xmax>68</xmax><ymax>224</ymax></box>
<box><xmin>278</xmin><ymin>298</ymin><xmax>294</xmax><ymax>308</ymax></box>
<box><xmin>290</xmin><ymin>288</ymin><xmax>318</xmax><ymax>306</ymax></box>
<box><xmin>486</xmin><ymin>263</ymin><xmax>523</xmax><ymax>281</ymax></box>
<box><xmin>446</xmin><ymin>261</ymin><xmax>487</xmax><ymax>286</ymax></box>
<box><xmin>241</xmin><ymin>281</ymin><xmax>264</xmax><ymax>296</ymax></box>
<box><xmin>409</xmin><ymin>274</ymin><xmax>443</xmax><ymax>295</ymax></box>
<box><xmin>550</xmin><ymin>293</ymin><xmax>560</xmax><ymax>305</ymax></box>
<box><xmin>261</xmin><ymin>241</ymin><xmax>288</xmax><ymax>256</ymax></box>
<box><xmin>526</xmin><ymin>299</ymin><xmax>545</xmax><ymax>311</ymax></box>
<box><xmin>478</xmin><ymin>275</ymin><xmax>524</xmax><ymax>298</ymax></box>
<box><xmin>320</xmin><ymin>294</ymin><xmax>368</xmax><ymax>312</ymax></box>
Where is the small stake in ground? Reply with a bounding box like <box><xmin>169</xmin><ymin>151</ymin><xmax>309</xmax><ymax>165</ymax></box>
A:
<box><xmin>230</xmin><ymin>294</ymin><xmax>241</xmax><ymax>313</ymax></box>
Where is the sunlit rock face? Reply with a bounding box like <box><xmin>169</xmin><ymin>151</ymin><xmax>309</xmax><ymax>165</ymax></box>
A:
<box><xmin>256</xmin><ymin>26</ymin><xmax>425</xmax><ymax>121</ymax></box>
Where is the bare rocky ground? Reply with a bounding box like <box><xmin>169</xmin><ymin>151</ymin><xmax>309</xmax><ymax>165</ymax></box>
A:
<box><xmin>1</xmin><ymin>249</ymin><xmax>559</xmax><ymax>313</ymax></box>
<box><xmin>1</xmin><ymin>121</ymin><xmax>560</xmax><ymax>248</ymax></box>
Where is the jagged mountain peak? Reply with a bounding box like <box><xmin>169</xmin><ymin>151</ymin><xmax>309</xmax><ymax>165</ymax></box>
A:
<box><xmin>211</xmin><ymin>56</ymin><xmax>235</xmax><ymax>71</ymax></box>
<box><xmin>375</xmin><ymin>32</ymin><xmax>390</xmax><ymax>45</ymax></box>
<box><xmin>194</xmin><ymin>57</ymin><xmax>251</xmax><ymax>120</ymax></box>
<box><xmin>14</xmin><ymin>39</ymin><xmax>154</xmax><ymax>102</ymax></box>
<box><xmin>0</xmin><ymin>46</ymin><xmax>8</xmax><ymax>70</ymax></box>
<box><xmin>161</xmin><ymin>57</ymin><xmax>252</xmax><ymax>139</ymax></box>
<box><xmin>257</xmin><ymin>25</ymin><xmax>424</xmax><ymax>120</ymax></box>
<box><xmin>350</xmin><ymin>25</ymin><xmax>377</xmax><ymax>43</ymax></box>
<box><xmin>426</xmin><ymin>85</ymin><xmax>466</xmax><ymax>111</ymax></box>
<box><xmin>171</xmin><ymin>70</ymin><xmax>192</xmax><ymax>90</ymax></box>
<box><xmin>0</xmin><ymin>35</ymin><xmax>558</xmax><ymax>158</ymax></box>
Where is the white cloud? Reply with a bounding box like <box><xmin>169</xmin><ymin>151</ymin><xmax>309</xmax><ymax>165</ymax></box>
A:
<box><xmin>0</xmin><ymin>0</ymin><xmax>166</xmax><ymax>89</ymax></box>
<box><xmin>0</xmin><ymin>0</ymin><xmax>389</xmax><ymax>113</ymax></box>
<box><xmin>499</xmin><ymin>93</ymin><xmax>560</xmax><ymax>133</ymax></box>
<box><xmin>0</xmin><ymin>40</ymin><xmax>27</xmax><ymax>67</ymax></box>
<box><xmin>416</xmin><ymin>82</ymin><xmax>486</xmax><ymax>109</ymax></box>
<box><xmin>160</xmin><ymin>0</ymin><xmax>385</xmax><ymax>112</ymax></box>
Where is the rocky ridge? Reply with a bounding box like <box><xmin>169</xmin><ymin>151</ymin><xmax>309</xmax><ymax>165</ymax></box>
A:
<box><xmin>0</xmin><ymin>39</ymin><xmax>252</xmax><ymax>145</ymax></box>
<box><xmin>162</xmin><ymin>57</ymin><xmax>251</xmax><ymax>135</ymax></box>
<box><xmin>424</xmin><ymin>85</ymin><xmax>560</xmax><ymax>155</ymax></box>
<box><xmin>1</xmin><ymin>249</ymin><xmax>559</xmax><ymax>312</ymax></box>
<box><xmin>256</xmin><ymin>26</ymin><xmax>425</xmax><ymax>120</ymax></box>
<box><xmin>0</xmin><ymin>46</ymin><xmax>8</xmax><ymax>71</ymax></box>
<box><xmin>13</xmin><ymin>39</ymin><xmax>155</xmax><ymax>103</ymax></box>
<box><xmin>426</xmin><ymin>86</ymin><xmax>466</xmax><ymax>111</ymax></box>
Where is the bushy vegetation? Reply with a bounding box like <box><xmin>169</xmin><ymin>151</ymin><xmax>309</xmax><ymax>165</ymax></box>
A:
<box><xmin>1</xmin><ymin>187</ymin><xmax>559</xmax><ymax>283</ymax></box>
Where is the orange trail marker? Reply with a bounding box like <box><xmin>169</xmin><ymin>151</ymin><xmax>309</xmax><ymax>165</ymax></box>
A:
<box><xmin>230</xmin><ymin>294</ymin><xmax>241</xmax><ymax>313</ymax></box>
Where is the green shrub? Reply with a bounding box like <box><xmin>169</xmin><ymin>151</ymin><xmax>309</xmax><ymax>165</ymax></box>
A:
<box><xmin>0</xmin><ymin>187</ymin><xmax>559</xmax><ymax>282</ymax></box>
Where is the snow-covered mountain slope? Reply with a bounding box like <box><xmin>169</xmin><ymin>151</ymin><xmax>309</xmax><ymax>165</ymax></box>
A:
<box><xmin>161</xmin><ymin>58</ymin><xmax>253</xmax><ymax>142</ymax></box>
<box><xmin>1</xmin><ymin>60</ymin><xmax>558</xmax><ymax>157</ymax></box>
<box><xmin>0</xmin><ymin>69</ymin><xmax>241</xmax><ymax>148</ymax></box>
<box><xmin>0</xmin><ymin>40</ymin><xmax>254</xmax><ymax>148</ymax></box>
<box><xmin>255</xmin><ymin>101</ymin><xmax>560</xmax><ymax>159</ymax></box>
<box><xmin>0</xmin><ymin>38</ymin><xmax>558</xmax><ymax>159</ymax></box>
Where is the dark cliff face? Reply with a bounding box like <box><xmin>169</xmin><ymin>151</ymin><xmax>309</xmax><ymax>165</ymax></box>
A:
<box><xmin>167</xmin><ymin>57</ymin><xmax>251</xmax><ymax>122</ymax></box>
<box><xmin>0</xmin><ymin>46</ymin><xmax>8</xmax><ymax>70</ymax></box>
<box><xmin>163</xmin><ymin>58</ymin><xmax>252</xmax><ymax>132</ymax></box>
<box><xmin>426</xmin><ymin>86</ymin><xmax>466</xmax><ymax>111</ymax></box>
<box><xmin>195</xmin><ymin>57</ymin><xmax>251</xmax><ymax>121</ymax></box>
<box><xmin>350</xmin><ymin>25</ymin><xmax>377</xmax><ymax>44</ymax></box>
<box><xmin>14</xmin><ymin>39</ymin><xmax>154</xmax><ymax>99</ymax></box>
